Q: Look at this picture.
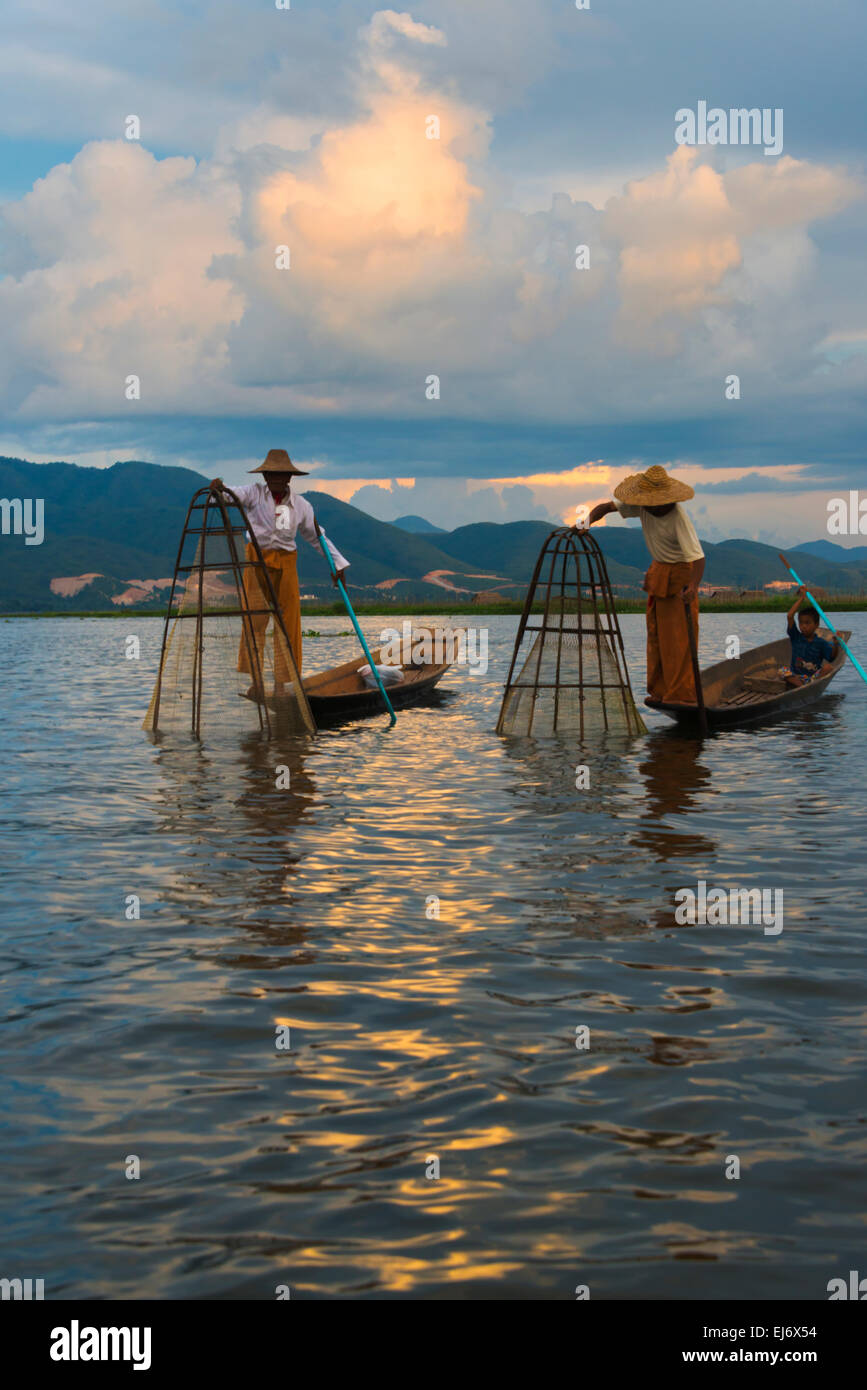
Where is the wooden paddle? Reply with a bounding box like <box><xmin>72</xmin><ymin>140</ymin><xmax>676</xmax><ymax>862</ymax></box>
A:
<box><xmin>682</xmin><ymin>592</ymin><xmax>709</xmax><ymax>736</ymax></box>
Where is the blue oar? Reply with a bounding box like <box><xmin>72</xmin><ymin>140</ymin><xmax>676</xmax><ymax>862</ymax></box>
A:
<box><xmin>317</xmin><ymin>529</ymin><xmax>397</xmax><ymax>726</ymax></box>
<box><xmin>779</xmin><ymin>552</ymin><xmax>867</xmax><ymax>687</ymax></box>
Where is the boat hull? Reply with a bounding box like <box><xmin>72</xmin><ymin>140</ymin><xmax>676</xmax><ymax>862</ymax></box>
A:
<box><xmin>648</xmin><ymin>631</ymin><xmax>850</xmax><ymax>729</ymax></box>
<box><xmin>302</xmin><ymin>643</ymin><xmax>454</xmax><ymax>728</ymax></box>
<box><xmin>306</xmin><ymin>668</ymin><xmax>449</xmax><ymax>726</ymax></box>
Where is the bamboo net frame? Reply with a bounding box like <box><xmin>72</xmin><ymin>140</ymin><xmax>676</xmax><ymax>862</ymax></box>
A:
<box><xmin>496</xmin><ymin>527</ymin><xmax>646</xmax><ymax>738</ymax></box>
<box><xmin>143</xmin><ymin>484</ymin><xmax>316</xmax><ymax>739</ymax></box>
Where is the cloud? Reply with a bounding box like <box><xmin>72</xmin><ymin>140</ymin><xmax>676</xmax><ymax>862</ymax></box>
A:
<box><xmin>0</xmin><ymin>2</ymin><xmax>865</xmax><ymax>523</ymax></box>
<box><xmin>726</xmin><ymin>156</ymin><xmax>859</xmax><ymax>235</ymax></box>
<box><xmin>365</xmin><ymin>9</ymin><xmax>448</xmax><ymax>55</ymax></box>
<box><xmin>318</xmin><ymin>463</ymin><xmax>845</xmax><ymax>542</ymax></box>
<box><xmin>343</xmin><ymin>476</ymin><xmax>553</xmax><ymax>527</ymax></box>
<box><xmin>3</xmin><ymin>109</ymin><xmax>858</xmax><ymax>430</ymax></box>
<box><xmin>0</xmin><ymin>140</ymin><xmax>244</xmax><ymax>415</ymax></box>
<box><xmin>359</xmin><ymin>10</ymin><xmax>449</xmax><ymax>111</ymax></box>
<box><xmin>604</xmin><ymin>149</ymin><xmax>742</xmax><ymax>348</ymax></box>
<box><xmin>603</xmin><ymin>147</ymin><xmax>861</xmax><ymax>350</ymax></box>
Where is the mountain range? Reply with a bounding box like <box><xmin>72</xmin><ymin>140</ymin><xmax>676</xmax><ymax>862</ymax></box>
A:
<box><xmin>1</xmin><ymin>456</ymin><xmax>866</xmax><ymax>611</ymax></box>
<box><xmin>792</xmin><ymin>539</ymin><xmax>867</xmax><ymax>565</ymax></box>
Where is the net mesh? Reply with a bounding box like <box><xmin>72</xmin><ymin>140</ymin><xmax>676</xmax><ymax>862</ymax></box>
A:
<box><xmin>143</xmin><ymin>489</ymin><xmax>316</xmax><ymax>740</ymax></box>
<box><xmin>497</xmin><ymin>530</ymin><xmax>646</xmax><ymax>738</ymax></box>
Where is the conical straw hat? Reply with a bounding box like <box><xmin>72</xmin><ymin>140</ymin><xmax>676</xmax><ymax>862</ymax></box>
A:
<box><xmin>249</xmin><ymin>448</ymin><xmax>309</xmax><ymax>476</ymax></box>
<box><xmin>614</xmin><ymin>464</ymin><xmax>693</xmax><ymax>506</ymax></box>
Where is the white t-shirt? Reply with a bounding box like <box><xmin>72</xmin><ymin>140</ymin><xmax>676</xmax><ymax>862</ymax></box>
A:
<box><xmin>614</xmin><ymin>500</ymin><xmax>704</xmax><ymax>564</ymax></box>
<box><xmin>229</xmin><ymin>482</ymin><xmax>349</xmax><ymax>571</ymax></box>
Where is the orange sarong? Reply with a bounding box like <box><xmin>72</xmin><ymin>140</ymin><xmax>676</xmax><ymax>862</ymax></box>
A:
<box><xmin>644</xmin><ymin>560</ymin><xmax>699</xmax><ymax>703</ymax></box>
<box><xmin>237</xmin><ymin>545</ymin><xmax>303</xmax><ymax>684</ymax></box>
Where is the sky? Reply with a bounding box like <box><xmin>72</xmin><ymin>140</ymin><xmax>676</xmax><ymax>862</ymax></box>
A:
<box><xmin>0</xmin><ymin>0</ymin><xmax>865</xmax><ymax>544</ymax></box>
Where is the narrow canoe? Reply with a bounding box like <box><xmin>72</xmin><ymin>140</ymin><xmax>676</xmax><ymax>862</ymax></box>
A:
<box><xmin>648</xmin><ymin>630</ymin><xmax>851</xmax><ymax>729</ymax></box>
<box><xmin>302</xmin><ymin>645</ymin><xmax>452</xmax><ymax>727</ymax></box>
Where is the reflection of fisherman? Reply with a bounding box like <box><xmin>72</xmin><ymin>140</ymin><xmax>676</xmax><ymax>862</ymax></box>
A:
<box><xmin>586</xmin><ymin>466</ymin><xmax>705</xmax><ymax>704</ymax></box>
<box><xmin>635</xmin><ymin>738</ymin><xmax>714</xmax><ymax>863</ymax></box>
<box><xmin>211</xmin><ymin>449</ymin><xmax>349</xmax><ymax>699</ymax></box>
<box><xmin>153</xmin><ymin>734</ymin><xmax>317</xmax><ymax>941</ymax></box>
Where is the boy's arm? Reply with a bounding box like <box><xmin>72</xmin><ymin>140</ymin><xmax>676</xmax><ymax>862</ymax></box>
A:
<box><xmin>786</xmin><ymin>584</ymin><xmax>807</xmax><ymax>626</ymax></box>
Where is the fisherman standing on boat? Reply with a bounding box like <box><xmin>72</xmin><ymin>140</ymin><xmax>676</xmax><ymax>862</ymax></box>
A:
<box><xmin>585</xmin><ymin>465</ymin><xmax>705</xmax><ymax>705</ymax></box>
<box><xmin>210</xmin><ymin>449</ymin><xmax>349</xmax><ymax>698</ymax></box>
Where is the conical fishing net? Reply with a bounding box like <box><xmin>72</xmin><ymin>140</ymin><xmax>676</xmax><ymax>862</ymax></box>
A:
<box><xmin>143</xmin><ymin>487</ymin><xmax>316</xmax><ymax>740</ymax></box>
<box><xmin>496</xmin><ymin>528</ymin><xmax>646</xmax><ymax>738</ymax></box>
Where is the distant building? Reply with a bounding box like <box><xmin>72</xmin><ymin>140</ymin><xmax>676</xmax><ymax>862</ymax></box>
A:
<box><xmin>698</xmin><ymin>583</ymin><xmax>736</xmax><ymax>597</ymax></box>
<box><xmin>473</xmin><ymin>590</ymin><xmax>511</xmax><ymax>604</ymax></box>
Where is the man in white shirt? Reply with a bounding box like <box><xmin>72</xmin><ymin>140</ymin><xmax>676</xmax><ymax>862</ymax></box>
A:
<box><xmin>211</xmin><ymin>448</ymin><xmax>349</xmax><ymax>698</ymax></box>
<box><xmin>586</xmin><ymin>465</ymin><xmax>705</xmax><ymax>704</ymax></box>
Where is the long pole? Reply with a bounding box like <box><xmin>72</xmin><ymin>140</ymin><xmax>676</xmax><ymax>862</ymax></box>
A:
<box><xmin>316</xmin><ymin>528</ymin><xmax>396</xmax><ymax>727</ymax></box>
<box><xmin>683</xmin><ymin>593</ymin><xmax>708</xmax><ymax>736</ymax></box>
<box><xmin>779</xmin><ymin>553</ymin><xmax>867</xmax><ymax>687</ymax></box>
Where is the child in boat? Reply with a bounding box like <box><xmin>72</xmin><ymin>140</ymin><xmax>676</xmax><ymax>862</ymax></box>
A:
<box><xmin>779</xmin><ymin>586</ymin><xmax>837</xmax><ymax>687</ymax></box>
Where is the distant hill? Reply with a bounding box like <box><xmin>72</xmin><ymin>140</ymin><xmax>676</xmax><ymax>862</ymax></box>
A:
<box><xmin>0</xmin><ymin>457</ymin><xmax>491</xmax><ymax>610</ymax></box>
<box><xmin>2</xmin><ymin>456</ymin><xmax>866</xmax><ymax>610</ymax></box>
<box><xmin>434</xmin><ymin>520</ymin><xmax>555</xmax><ymax>573</ymax></box>
<box><xmin>705</xmin><ymin>538</ymin><xmax>867</xmax><ymax>591</ymax></box>
<box><xmin>0</xmin><ymin>457</ymin><xmax>203</xmax><ymax>611</ymax></box>
<box><xmin>794</xmin><ymin>539</ymin><xmax>867</xmax><ymax>565</ymax></box>
<box><xmin>393</xmin><ymin>514</ymin><xmax>446</xmax><ymax>534</ymax></box>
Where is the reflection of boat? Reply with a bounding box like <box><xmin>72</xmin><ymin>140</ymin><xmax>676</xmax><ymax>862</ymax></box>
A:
<box><xmin>649</xmin><ymin>631</ymin><xmax>850</xmax><ymax>730</ymax></box>
<box><xmin>303</xmin><ymin>648</ymin><xmax>452</xmax><ymax>726</ymax></box>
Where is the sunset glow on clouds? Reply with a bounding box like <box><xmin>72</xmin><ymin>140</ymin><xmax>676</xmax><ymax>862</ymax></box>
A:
<box><xmin>318</xmin><ymin>460</ymin><xmax>819</xmax><ymax>540</ymax></box>
<box><xmin>1</xmin><ymin>0</ymin><xmax>866</xmax><ymax>542</ymax></box>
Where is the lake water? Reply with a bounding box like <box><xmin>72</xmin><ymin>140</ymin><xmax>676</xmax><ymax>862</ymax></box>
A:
<box><xmin>1</xmin><ymin>611</ymin><xmax>865</xmax><ymax>1300</ymax></box>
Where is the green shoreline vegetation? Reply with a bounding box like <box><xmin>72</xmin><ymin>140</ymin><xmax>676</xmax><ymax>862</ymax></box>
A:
<box><xmin>6</xmin><ymin>594</ymin><xmax>867</xmax><ymax>620</ymax></box>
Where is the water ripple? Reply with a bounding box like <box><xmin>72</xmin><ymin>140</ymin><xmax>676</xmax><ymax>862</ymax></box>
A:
<box><xmin>1</xmin><ymin>613</ymin><xmax>866</xmax><ymax>1298</ymax></box>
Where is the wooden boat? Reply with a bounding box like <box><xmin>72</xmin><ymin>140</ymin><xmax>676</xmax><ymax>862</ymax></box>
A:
<box><xmin>648</xmin><ymin>630</ymin><xmax>850</xmax><ymax>729</ymax></box>
<box><xmin>303</xmin><ymin>645</ymin><xmax>453</xmax><ymax>727</ymax></box>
